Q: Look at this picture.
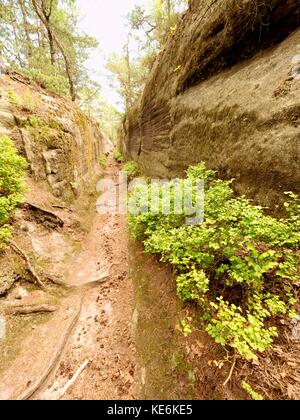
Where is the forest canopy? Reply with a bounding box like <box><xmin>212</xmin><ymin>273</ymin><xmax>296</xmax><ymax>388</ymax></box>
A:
<box><xmin>0</xmin><ymin>0</ymin><xmax>98</xmax><ymax>102</ymax></box>
<box><xmin>0</xmin><ymin>1</ymin><xmax>188</xmax><ymax>136</ymax></box>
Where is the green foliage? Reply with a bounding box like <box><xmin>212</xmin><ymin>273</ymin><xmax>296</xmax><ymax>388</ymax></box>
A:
<box><xmin>128</xmin><ymin>162</ymin><xmax>300</xmax><ymax>360</ymax></box>
<box><xmin>18</xmin><ymin>67</ymin><xmax>69</xmax><ymax>97</ymax></box>
<box><xmin>207</xmin><ymin>298</ymin><xmax>278</xmax><ymax>361</ymax></box>
<box><xmin>113</xmin><ymin>149</ymin><xmax>124</xmax><ymax>163</ymax></box>
<box><xmin>106</xmin><ymin>1</ymin><xmax>188</xmax><ymax>111</ymax></box>
<box><xmin>128</xmin><ymin>1</ymin><xmax>188</xmax><ymax>50</ymax></box>
<box><xmin>123</xmin><ymin>161</ymin><xmax>140</xmax><ymax>179</ymax></box>
<box><xmin>7</xmin><ymin>89</ymin><xmax>21</xmax><ymax>107</ymax></box>
<box><xmin>1</xmin><ymin>0</ymin><xmax>98</xmax><ymax>101</ymax></box>
<box><xmin>70</xmin><ymin>181</ymin><xmax>79</xmax><ymax>191</ymax></box>
<box><xmin>99</xmin><ymin>154</ymin><xmax>108</xmax><ymax>169</ymax></box>
<box><xmin>106</xmin><ymin>51</ymin><xmax>148</xmax><ymax>111</ymax></box>
<box><xmin>0</xmin><ymin>224</ymin><xmax>12</xmax><ymax>246</ymax></box>
<box><xmin>27</xmin><ymin>115</ymin><xmax>40</xmax><ymax>129</ymax></box>
<box><xmin>177</xmin><ymin>269</ymin><xmax>209</xmax><ymax>302</ymax></box>
<box><xmin>0</xmin><ymin>136</ymin><xmax>27</xmax><ymax>246</ymax></box>
<box><xmin>284</xmin><ymin>192</ymin><xmax>300</xmax><ymax>231</ymax></box>
<box><xmin>7</xmin><ymin>88</ymin><xmax>39</xmax><ymax>112</ymax></box>
<box><xmin>242</xmin><ymin>382</ymin><xmax>264</xmax><ymax>401</ymax></box>
<box><xmin>179</xmin><ymin>317</ymin><xmax>193</xmax><ymax>337</ymax></box>
<box><xmin>186</xmin><ymin>162</ymin><xmax>217</xmax><ymax>185</ymax></box>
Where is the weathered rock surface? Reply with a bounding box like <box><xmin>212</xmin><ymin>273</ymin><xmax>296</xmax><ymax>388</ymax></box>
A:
<box><xmin>0</xmin><ymin>75</ymin><xmax>104</xmax><ymax>199</ymax></box>
<box><xmin>124</xmin><ymin>0</ymin><xmax>300</xmax><ymax>207</ymax></box>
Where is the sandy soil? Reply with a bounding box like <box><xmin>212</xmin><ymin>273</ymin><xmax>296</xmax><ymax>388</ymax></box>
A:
<box><xmin>31</xmin><ymin>162</ymin><xmax>137</xmax><ymax>400</ymax></box>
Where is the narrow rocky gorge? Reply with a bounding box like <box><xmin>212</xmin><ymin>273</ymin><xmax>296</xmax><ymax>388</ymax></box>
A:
<box><xmin>0</xmin><ymin>0</ymin><xmax>300</xmax><ymax>402</ymax></box>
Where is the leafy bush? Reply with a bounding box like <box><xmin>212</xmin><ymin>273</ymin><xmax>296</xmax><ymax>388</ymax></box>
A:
<box><xmin>180</xmin><ymin>317</ymin><xmax>193</xmax><ymax>337</ymax></box>
<box><xmin>128</xmin><ymin>163</ymin><xmax>300</xmax><ymax>360</ymax></box>
<box><xmin>0</xmin><ymin>136</ymin><xmax>27</xmax><ymax>246</ymax></box>
<box><xmin>113</xmin><ymin>148</ymin><xmax>124</xmax><ymax>163</ymax></box>
<box><xmin>122</xmin><ymin>161</ymin><xmax>140</xmax><ymax>179</ymax></box>
<box><xmin>99</xmin><ymin>154</ymin><xmax>108</xmax><ymax>169</ymax></box>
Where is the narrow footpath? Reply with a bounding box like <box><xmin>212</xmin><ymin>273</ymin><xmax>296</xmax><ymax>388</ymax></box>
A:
<box><xmin>34</xmin><ymin>161</ymin><xmax>137</xmax><ymax>400</ymax></box>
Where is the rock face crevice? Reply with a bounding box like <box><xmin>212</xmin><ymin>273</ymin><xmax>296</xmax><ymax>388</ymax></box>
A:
<box><xmin>0</xmin><ymin>75</ymin><xmax>104</xmax><ymax>199</ymax></box>
<box><xmin>124</xmin><ymin>0</ymin><xmax>300</xmax><ymax>207</ymax></box>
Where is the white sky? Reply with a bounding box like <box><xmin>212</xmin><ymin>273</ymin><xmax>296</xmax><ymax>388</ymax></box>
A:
<box><xmin>77</xmin><ymin>0</ymin><xmax>148</xmax><ymax>109</ymax></box>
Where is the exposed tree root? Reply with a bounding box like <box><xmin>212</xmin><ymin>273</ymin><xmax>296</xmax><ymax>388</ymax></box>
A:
<box><xmin>45</xmin><ymin>274</ymin><xmax>70</xmax><ymax>288</ymax></box>
<box><xmin>51</xmin><ymin>204</ymin><xmax>71</xmax><ymax>212</ymax></box>
<box><xmin>79</xmin><ymin>274</ymin><xmax>110</xmax><ymax>290</ymax></box>
<box><xmin>5</xmin><ymin>304</ymin><xmax>58</xmax><ymax>316</ymax></box>
<box><xmin>22</xmin><ymin>202</ymin><xmax>64</xmax><ymax>228</ymax></box>
<box><xmin>8</xmin><ymin>240</ymin><xmax>48</xmax><ymax>291</ymax></box>
<box><xmin>9</xmin><ymin>71</ymin><xmax>32</xmax><ymax>86</ymax></box>
<box><xmin>46</xmin><ymin>263</ymin><xmax>116</xmax><ymax>290</ymax></box>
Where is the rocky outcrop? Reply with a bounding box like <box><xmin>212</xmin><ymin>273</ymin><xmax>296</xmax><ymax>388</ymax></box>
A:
<box><xmin>0</xmin><ymin>74</ymin><xmax>104</xmax><ymax>199</ymax></box>
<box><xmin>124</xmin><ymin>0</ymin><xmax>300</xmax><ymax>207</ymax></box>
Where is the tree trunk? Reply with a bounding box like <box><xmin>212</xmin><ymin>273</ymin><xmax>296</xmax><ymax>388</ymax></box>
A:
<box><xmin>46</xmin><ymin>23</ymin><xmax>55</xmax><ymax>65</ymax></box>
<box><xmin>9</xmin><ymin>0</ymin><xmax>23</xmax><ymax>66</ymax></box>
<box><xmin>31</xmin><ymin>0</ymin><xmax>55</xmax><ymax>64</ymax></box>
<box><xmin>38</xmin><ymin>21</ymin><xmax>47</xmax><ymax>49</ymax></box>
<box><xmin>53</xmin><ymin>34</ymin><xmax>76</xmax><ymax>101</ymax></box>
<box><xmin>18</xmin><ymin>0</ymin><xmax>33</xmax><ymax>60</ymax></box>
<box><xmin>31</xmin><ymin>0</ymin><xmax>76</xmax><ymax>101</ymax></box>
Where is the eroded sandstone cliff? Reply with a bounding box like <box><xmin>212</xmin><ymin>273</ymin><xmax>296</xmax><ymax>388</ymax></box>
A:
<box><xmin>0</xmin><ymin>74</ymin><xmax>104</xmax><ymax>200</ymax></box>
<box><xmin>124</xmin><ymin>0</ymin><xmax>300</xmax><ymax>207</ymax></box>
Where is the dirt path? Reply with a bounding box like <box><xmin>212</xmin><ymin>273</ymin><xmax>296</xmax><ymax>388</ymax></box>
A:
<box><xmin>33</xmin><ymin>162</ymin><xmax>137</xmax><ymax>400</ymax></box>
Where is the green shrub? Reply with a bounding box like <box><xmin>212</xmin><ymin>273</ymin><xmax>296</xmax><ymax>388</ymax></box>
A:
<box><xmin>127</xmin><ymin>163</ymin><xmax>300</xmax><ymax>361</ymax></box>
<box><xmin>113</xmin><ymin>149</ymin><xmax>124</xmax><ymax>163</ymax></box>
<box><xmin>0</xmin><ymin>136</ymin><xmax>27</xmax><ymax>246</ymax></box>
<box><xmin>122</xmin><ymin>161</ymin><xmax>140</xmax><ymax>179</ymax></box>
<box><xmin>16</xmin><ymin>67</ymin><xmax>69</xmax><ymax>98</ymax></box>
<box><xmin>207</xmin><ymin>297</ymin><xmax>278</xmax><ymax>361</ymax></box>
<box><xmin>180</xmin><ymin>317</ymin><xmax>193</xmax><ymax>337</ymax></box>
<box><xmin>99</xmin><ymin>154</ymin><xmax>108</xmax><ymax>169</ymax></box>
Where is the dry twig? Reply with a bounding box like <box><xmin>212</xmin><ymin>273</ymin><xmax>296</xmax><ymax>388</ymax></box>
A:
<box><xmin>223</xmin><ymin>354</ymin><xmax>237</xmax><ymax>387</ymax></box>
<box><xmin>5</xmin><ymin>304</ymin><xmax>58</xmax><ymax>315</ymax></box>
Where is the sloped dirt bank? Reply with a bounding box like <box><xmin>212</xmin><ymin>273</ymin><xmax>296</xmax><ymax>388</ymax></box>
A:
<box><xmin>130</xmin><ymin>242</ymin><xmax>247</xmax><ymax>400</ymax></box>
<box><xmin>129</xmin><ymin>242</ymin><xmax>300</xmax><ymax>400</ymax></box>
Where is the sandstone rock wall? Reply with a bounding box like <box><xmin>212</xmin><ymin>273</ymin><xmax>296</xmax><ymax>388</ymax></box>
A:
<box><xmin>124</xmin><ymin>0</ymin><xmax>300</xmax><ymax>207</ymax></box>
<box><xmin>0</xmin><ymin>74</ymin><xmax>104</xmax><ymax>199</ymax></box>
